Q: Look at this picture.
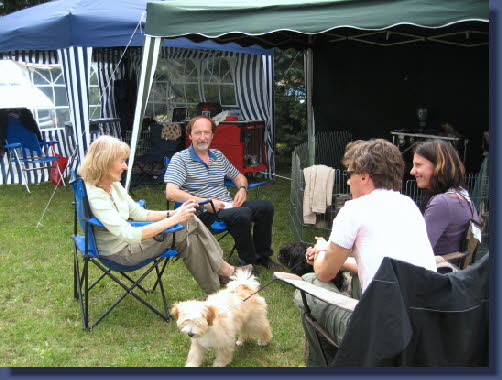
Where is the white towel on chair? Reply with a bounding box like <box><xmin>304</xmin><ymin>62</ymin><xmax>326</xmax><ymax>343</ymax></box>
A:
<box><xmin>303</xmin><ymin>165</ymin><xmax>335</xmax><ymax>225</ymax></box>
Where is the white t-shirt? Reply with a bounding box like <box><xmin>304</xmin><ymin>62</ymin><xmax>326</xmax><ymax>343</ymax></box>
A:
<box><xmin>329</xmin><ymin>189</ymin><xmax>436</xmax><ymax>293</ymax></box>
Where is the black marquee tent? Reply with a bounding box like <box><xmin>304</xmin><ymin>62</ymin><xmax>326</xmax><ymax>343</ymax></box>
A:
<box><xmin>130</xmin><ymin>0</ymin><xmax>488</xmax><ymax>186</ymax></box>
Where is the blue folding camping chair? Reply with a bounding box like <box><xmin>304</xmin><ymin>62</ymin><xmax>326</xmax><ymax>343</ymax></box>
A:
<box><xmin>70</xmin><ymin>172</ymin><xmax>183</xmax><ymax>330</ymax></box>
<box><xmin>4</xmin><ymin>117</ymin><xmax>64</xmax><ymax>192</ymax></box>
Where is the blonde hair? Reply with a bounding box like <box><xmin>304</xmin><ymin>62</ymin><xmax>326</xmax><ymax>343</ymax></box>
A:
<box><xmin>79</xmin><ymin>135</ymin><xmax>130</xmax><ymax>186</ymax></box>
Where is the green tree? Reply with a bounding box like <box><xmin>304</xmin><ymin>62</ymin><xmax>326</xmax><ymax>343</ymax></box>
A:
<box><xmin>274</xmin><ymin>48</ymin><xmax>307</xmax><ymax>165</ymax></box>
<box><xmin>0</xmin><ymin>0</ymin><xmax>51</xmax><ymax>15</ymax></box>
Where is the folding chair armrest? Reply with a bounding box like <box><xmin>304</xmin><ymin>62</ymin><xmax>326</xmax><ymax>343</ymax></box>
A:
<box><xmin>273</xmin><ymin>272</ymin><xmax>359</xmax><ymax>312</ymax></box>
<box><xmin>40</xmin><ymin>140</ymin><xmax>58</xmax><ymax>146</ymax></box>
<box><xmin>85</xmin><ymin>217</ymin><xmax>105</xmax><ymax>228</ymax></box>
<box><xmin>85</xmin><ymin>217</ymin><xmax>184</xmax><ymax>234</ymax></box>
<box><xmin>129</xmin><ymin>221</ymin><xmax>184</xmax><ymax>233</ymax></box>
<box><xmin>224</xmin><ymin>180</ymin><xmax>267</xmax><ymax>189</ymax></box>
<box><xmin>4</xmin><ymin>142</ymin><xmax>21</xmax><ymax>149</ymax></box>
<box><xmin>163</xmin><ymin>223</ymin><xmax>184</xmax><ymax>233</ymax></box>
<box><xmin>248</xmin><ymin>181</ymin><xmax>267</xmax><ymax>188</ymax></box>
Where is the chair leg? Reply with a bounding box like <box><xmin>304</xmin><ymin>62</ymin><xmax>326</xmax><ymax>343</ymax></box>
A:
<box><xmin>83</xmin><ymin>259</ymin><xmax>90</xmax><ymax>330</ymax></box>
<box><xmin>21</xmin><ymin>166</ymin><xmax>31</xmax><ymax>193</ymax></box>
<box><xmin>88</xmin><ymin>269</ymin><xmax>111</xmax><ymax>292</ymax></box>
<box><xmin>6</xmin><ymin>155</ymin><xmax>13</xmax><ymax>183</ymax></box>
<box><xmin>151</xmin><ymin>257</ymin><xmax>169</xmax><ymax>293</ymax></box>
<box><xmin>87</xmin><ymin>258</ymin><xmax>171</xmax><ymax>329</ymax></box>
<box><xmin>73</xmin><ymin>254</ymin><xmax>174</xmax><ymax>330</ymax></box>
<box><xmin>300</xmin><ymin>290</ymin><xmax>340</xmax><ymax>366</ymax></box>
<box><xmin>120</xmin><ymin>272</ymin><xmax>152</xmax><ymax>294</ymax></box>
<box><xmin>7</xmin><ymin>151</ymin><xmax>30</xmax><ymax>192</ymax></box>
<box><xmin>74</xmin><ymin>255</ymin><xmax>91</xmax><ymax>330</ymax></box>
<box><xmin>216</xmin><ymin>231</ymin><xmax>237</xmax><ymax>262</ymax></box>
<box><xmin>155</xmin><ymin>261</ymin><xmax>172</xmax><ymax>320</ymax></box>
<box><xmin>14</xmin><ymin>160</ymin><xmax>31</xmax><ymax>193</ymax></box>
<box><xmin>73</xmin><ymin>247</ymin><xmax>78</xmax><ymax>301</ymax></box>
<box><xmin>305</xmin><ymin>314</ymin><xmax>335</xmax><ymax>367</ymax></box>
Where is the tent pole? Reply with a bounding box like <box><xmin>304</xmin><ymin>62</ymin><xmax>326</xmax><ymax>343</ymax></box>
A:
<box><xmin>125</xmin><ymin>35</ymin><xmax>162</xmax><ymax>191</ymax></box>
<box><xmin>305</xmin><ymin>47</ymin><xmax>315</xmax><ymax>166</ymax></box>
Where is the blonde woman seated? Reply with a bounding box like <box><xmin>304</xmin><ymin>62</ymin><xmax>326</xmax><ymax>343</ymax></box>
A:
<box><xmin>79</xmin><ymin>136</ymin><xmax>251</xmax><ymax>295</ymax></box>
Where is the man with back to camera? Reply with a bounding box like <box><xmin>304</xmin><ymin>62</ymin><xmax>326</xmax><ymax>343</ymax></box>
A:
<box><xmin>296</xmin><ymin>138</ymin><xmax>437</xmax><ymax>366</ymax></box>
<box><xmin>164</xmin><ymin>116</ymin><xmax>284</xmax><ymax>271</ymax></box>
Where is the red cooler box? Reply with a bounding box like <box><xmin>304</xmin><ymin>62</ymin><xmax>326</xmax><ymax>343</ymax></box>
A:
<box><xmin>186</xmin><ymin>120</ymin><xmax>267</xmax><ymax>173</ymax></box>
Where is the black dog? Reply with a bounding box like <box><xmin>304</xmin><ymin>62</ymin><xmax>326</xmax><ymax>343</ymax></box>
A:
<box><xmin>278</xmin><ymin>242</ymin><xmax>313</xmax><ymax>277</ymax></box>
<box><xmin>278</xmin><ymin>241</ymin><xmax>349</xmax><ymax>292</ymax></box>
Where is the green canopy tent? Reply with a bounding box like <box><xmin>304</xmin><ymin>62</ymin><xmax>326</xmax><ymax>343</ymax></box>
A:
<box><xmin>127</xmin><ymin>0</ymin><xmax>488</xmax><ymax>188</ymax></box>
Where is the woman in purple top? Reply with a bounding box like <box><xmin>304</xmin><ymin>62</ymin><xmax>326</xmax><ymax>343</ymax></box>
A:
<box><xmin>410</xmin><ymin>139</ymin><xmax>479</xmax><ymax>255</ymax></box>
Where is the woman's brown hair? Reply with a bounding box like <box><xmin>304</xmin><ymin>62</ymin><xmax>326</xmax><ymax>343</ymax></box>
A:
<box><xmin>413</xmin><ymin>139</ymin><xmax>465</xmax><ymax>195</ymax></box>
<box><xmin>342</xmin><ymin>139</ymin><xmax>404</xmax><ymax>191</ymax></box>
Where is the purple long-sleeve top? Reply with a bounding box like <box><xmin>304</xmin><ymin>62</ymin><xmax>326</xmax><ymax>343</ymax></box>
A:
<box><xmin>424</xmin><ymin>193</ymin><xmax>479</xmax><ymax>255</ymax></box>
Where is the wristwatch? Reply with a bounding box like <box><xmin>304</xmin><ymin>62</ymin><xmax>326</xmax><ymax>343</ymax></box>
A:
<box><xmin>239</xmin><ymin>186</ymin><xmax>248</xmax><ymax>193</ymax></box>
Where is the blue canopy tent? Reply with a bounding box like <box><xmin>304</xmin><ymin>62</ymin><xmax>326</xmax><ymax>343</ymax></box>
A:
<box><xmin>0</xmin><ymin>0</ymin><xmax>273</xmax><ymax>187</ymax></box>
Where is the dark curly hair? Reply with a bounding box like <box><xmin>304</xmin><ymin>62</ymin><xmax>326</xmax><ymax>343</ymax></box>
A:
<box><xmin>342</xmin><ymin>139</ymin><xmax>404</xmax><ymax>191</ymax></box>
<box><xmin>413</xmin><ymin>139</ymin><xmax>465</xmax><ymax>195</ymax></box>
<box><xmin>185</xmin><ymin>116</ymin><xmax>217</xmax><ymax>136</ymax></box>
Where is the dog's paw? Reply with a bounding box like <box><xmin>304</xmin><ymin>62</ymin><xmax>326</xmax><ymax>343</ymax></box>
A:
<box><xmin>257</xmin><ymin>339</ymin><xmax>269</xmax><ymax>347</ymax></box>
<box><xmin>235</xmin><ymin>339</ymin><xmax>243</xmax><ymax>346</ymax></box>
<box><xmin>185</xmin><ymin>362</ymin><xmax>199</xmax><ymax>367</ymax></box>
<box><xmin>212</xmin><ymin>361</ymin><xmax>228</xmax><ymax>367</ymax></box>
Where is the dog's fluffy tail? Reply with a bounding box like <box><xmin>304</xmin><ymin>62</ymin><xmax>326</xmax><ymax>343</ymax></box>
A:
<box><xmin>226</xmin><ymin>269</ymin><xmax>260</xmax><ymax>293</ymax></box>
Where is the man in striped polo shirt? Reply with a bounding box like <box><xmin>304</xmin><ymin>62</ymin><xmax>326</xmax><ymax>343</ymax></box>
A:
<box><xmin>165</xmin><ymin>116</ymin><xmax>284</xmax><ymax>271</ymax></box>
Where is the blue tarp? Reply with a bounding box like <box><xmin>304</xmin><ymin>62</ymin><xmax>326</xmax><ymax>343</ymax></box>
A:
<box><xmin>0</xmin><ymin>0</ymin><xmax>272</xmax><ymax>55</ymax></box>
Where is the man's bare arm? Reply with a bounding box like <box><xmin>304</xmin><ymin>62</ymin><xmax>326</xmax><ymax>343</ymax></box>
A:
<box><xmin>231</xmin><ymin>173</ymin><xmax>248</xmax><ymax>189</ymax></box>
<box><xmin>231</xmin><ymin>173</ymin><xmax>249</xmax><ymax>207</ymax></box>
<box><xmin>314</xmin><ymin>241</ymin><xmax>351</xmax><ymax>283</ymax></box>
<box><xmin>165</xmin><ymin>183</ymin><xmax>204</xmax><ymax>203</ymax></box>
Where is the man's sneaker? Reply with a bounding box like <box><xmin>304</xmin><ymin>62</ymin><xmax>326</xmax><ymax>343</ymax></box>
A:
<box><xmin>257</xmin><ymin>257</ymin><xmax>285</xmax><ymax>271</ymax></box>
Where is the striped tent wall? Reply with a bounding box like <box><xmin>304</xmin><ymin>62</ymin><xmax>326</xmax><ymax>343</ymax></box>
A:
<box><xmin>0</xmin><ymin>50</ymin><xmax>58</xmax><ymax>65</ymax></box>
<box><xmin>0</xmin><ymin>49</ymin><xmax>72</xmax><ymax>185</ymax></box>
<box><xmin>154</xmin><ymin>47</ymin><xmax>275</xmax><ymax>177</ymax></box>
<box><xmin>1</xmin><ymin>46</ymin><xmax>275</xmax><ymax>186</ymax></box>
<box><xmin>234</xmin><ymin>53</ymin><xmax>275</xmax><ymax>178</ymax></box>
<box><xmin>93</xmin><ymin>48</ymin><xmax>126</xmax><ymax>138</ymax></box>
<box><xmin>57</xmin><ymin>47</ymin><xmax>92</xmax><ymax>170</ymax></box>
<box><xmin>261</xmin><ymin>55</ymin><xmax>274</xmax><ymax>178</ymax></box>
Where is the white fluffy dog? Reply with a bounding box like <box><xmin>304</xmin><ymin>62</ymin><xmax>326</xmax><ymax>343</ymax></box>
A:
<box><xmin>171</xmin><ymin>270</ymin><xmax>272</xmax><ymax>367</ymax></box>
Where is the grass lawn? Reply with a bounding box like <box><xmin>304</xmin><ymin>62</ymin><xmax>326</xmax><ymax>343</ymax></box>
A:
<box><xmin>0</xmin><ymin>169</ymin><xmax>306</xmax><ymax>367</ymax></box>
